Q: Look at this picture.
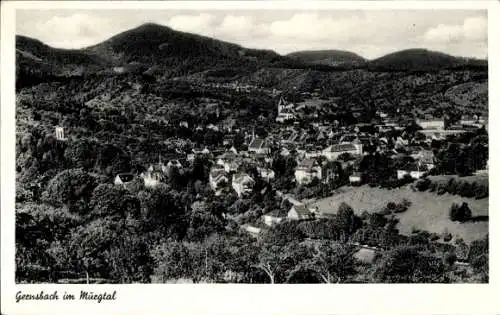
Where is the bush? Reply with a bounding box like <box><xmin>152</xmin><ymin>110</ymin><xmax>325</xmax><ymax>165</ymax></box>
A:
<box><xmin>449</xmin><ymin>202</ymin><xmax>472</xmax><ymax>222</ymax></box>
<box><xmin>443</xmin><ymin>233</ymin><xmax>453</xmax><ymax>242</ymax></box>
<box><xmin>415</xmin><ymin>178</ymin><xmax>431</xmax><ymax>192</ymax></box>
<box><xmin>474</xmin><ymin>184</ymin><xmax>488</xmax><ymax>199</ymax></box>
<box><xmin>446</xmin><ymin>178</ymin><xmax>458</xmax><ymax>195</ymax></box>
<box><xmin>378</xmin><ymin>207</ymin><xmax>391</xmax><ymax>216</ymax></box>
<box><xmin>429</xmin><ymin>233</ymin><xmax>440</xmax><ymax>241</ymax></box>
<box><xmin>428</xmin><ymin>181</ymin><xmax>437</xmax><ymax>192</ymax></box>
<box><xmin>437</xmin><ymin>182</ymin><xmax>447</xmax><ymax>195</ymax></box>
<box><xmin>386</xmin><ymin>202</ymin><xmax>396</xmax><ymax>211</ymax></box>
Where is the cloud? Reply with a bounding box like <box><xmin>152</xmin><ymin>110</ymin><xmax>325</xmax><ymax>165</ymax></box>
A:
<box><xmin>269</xmin><ymin>13</ymin><xmax>366</xmax><ymax>43</ymax></box>
<box><xmin>423</xmin><ymin>15</ymin><xmax>487</xmax><ymax>43</ymax></box>
<box><xmin>167</xmin><ymin>13</ymin><xmax>215</xmax><ymax>35</ymax></box>
<box><xmin>33</xmin><ymin>13</ymin><xmax>115</xmax><ymax>48</ymax></box>
<box><xmin>17</xmin><ymin>10</ymin><xmax>488</xmax><ymax>59</ymax></box>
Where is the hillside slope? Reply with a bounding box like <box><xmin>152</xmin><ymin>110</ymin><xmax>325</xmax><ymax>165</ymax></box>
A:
<box><xmin>368</xmin><ymin>48</ymin><xmax>487</xmax><ymax>71</ymax></box>
<box><xmin>287</xmin><ymin>50</ymin><xmax>366</xmax><ymax>66</ymax></box>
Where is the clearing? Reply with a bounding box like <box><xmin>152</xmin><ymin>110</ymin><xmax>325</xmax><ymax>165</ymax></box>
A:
<box><xmin>311</xmin><ymin>185</ymin><xmax>488</xmax><ymax>244</ymax></box>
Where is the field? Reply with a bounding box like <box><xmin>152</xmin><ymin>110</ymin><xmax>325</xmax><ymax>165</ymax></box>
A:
<box><xmin>311</xmin><ymin>185</ymin><xmax>488</xmax><ymax>244</ymax></box>
<box><xmin>427</xmin><ymin>174</ymin><xmax>489</xmax><ymax>186</ymax></box>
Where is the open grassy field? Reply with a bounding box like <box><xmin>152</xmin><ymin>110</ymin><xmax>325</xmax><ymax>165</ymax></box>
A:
<box><xmin>311</xmin><ymin>185</ymin><xmax>488</xmax><ymax>244</ymax></box>
<box><xmin>427</xmin><ymin>174</ymin><xmax>488</xmax><ymax>186</ymax></box>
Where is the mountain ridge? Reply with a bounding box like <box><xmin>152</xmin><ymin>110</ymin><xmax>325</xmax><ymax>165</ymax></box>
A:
<box><xmin>16</xmin><ymin>23</ymin><xmax>488</xmax><ymax>89</ymax></box>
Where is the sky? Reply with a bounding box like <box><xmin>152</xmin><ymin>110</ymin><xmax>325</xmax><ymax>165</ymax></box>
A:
<box><xmin>16</xmin><ymin>9</ymin><xmax>488</xmax><ymax>59</ymax></box>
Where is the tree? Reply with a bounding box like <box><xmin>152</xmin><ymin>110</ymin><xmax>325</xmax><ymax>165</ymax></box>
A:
<box><xmin>335</xmin><ymin>202</ymin><xmax>361</xmax><ymax>236</ymax></box>
<box><xmin>468</xmin><ymin>235</ymin><xmax>488</xmax><ymax>279</ymax></box>
<box><xmin>64</xmin><ymin>139</ymin><xmax>98</xmax><ymax>170</ymax></box>
<box><xmin>90</xmin><ymin>184</ymin><xmax>141</xmax><ymax>219</ymax></box>
<box><xmin>449</xmin><ymin>202</ymin><xmax>472</xmax><ymax>222</ymax></box>
<box><xmin>42</xmin><ymin>168</ymin><xmax>96</xmax><ymax>213</ymax></box>
<box><xmin>374</xmin><ymin>245</ymin><xmax>448</xmax><ymax>283</ymax></box>
<box><xmin>298</xmin><ymin>241</ymin><xmax>356</xmax><ymax>283</ymax></box>
<box><xmin>254</xmin><ymin>241</ymin><xmax>313</xmax><ymax>284</ymax></box>
<box><xmin>152</xmin><ymin>241</ymin><xmax>198</xmax><ymax>282</ymax></box>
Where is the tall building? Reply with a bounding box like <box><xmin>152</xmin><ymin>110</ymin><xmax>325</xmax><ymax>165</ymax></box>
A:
<box><xmin>276</xmin><ymin>96</ymin><xmax>296</xmax><ymax>123</ymax></box>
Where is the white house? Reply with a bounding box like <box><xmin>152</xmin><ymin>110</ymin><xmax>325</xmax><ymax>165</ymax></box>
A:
<box><xmin>322</xmin><ymin>143</ymin><xmax>362</xmax><ymax>161</ymax></box>
<box><xmin>248</xmin><ymin>138</ymin><xmax>271</xmax><ymax>155</ymax></box>
<box><xmin>55</xmin><ymin>126</ymin><xmax>67</xmax><ymax>141</ymax></box>
<box><xmin>276</xmin><ymin>96</ymin><xmax>296</xmax><ymax>123</ymax></box>
<box><xmin>263</xmin><ymin>214</ymin><xmax>283</xmax><ymax>227</ymax></box>
<box><xmin>141</xmin><ymin>162</ymin><xmax>168</xmax><ymax>187</ymax></box>
<box><xmin>114</xmin><ymin>173</ymin><xmax>134</xmax><ymax>186</ymax></box>
<box><xmin>397</xmin><ymin>163</ymin><xmax>429</xmax><ymax>180</ymax></box>
<box><xmin>232</xmin><ymin>173</ymin><xmax>255</xmax><ymax>198</ymax></box>
<box><xmin>241</xmin><ymin>224</ymin><xmax>261</xmax><ymax>237</ymax></box>
<box><xmin>294</xmin><ymin>158</ymin><xmax>322</xmax><ymax>185</ymax></box>
<box><xmin>258</xmin><ymin>167</ymin><xmax>275</xmax><ymax>182</ymax></box>
<box><xmin>349</xmin><ymin>172</ymin><xmax>362</xmax><ymax>185</ymax></box>
<box><xmin>209</xmin><ymin>167</ymin><xmax>228</xmax><ymax>195</ymax></box>
<box><xmin>416</xmin><ymin>119</ymin><xmax>444</xmax><ymax>130</ymax></box>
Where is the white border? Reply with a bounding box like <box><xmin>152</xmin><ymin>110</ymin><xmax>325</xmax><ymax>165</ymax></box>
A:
<box><xmin>2</xmin><ymin>1</ymin><xmax>499</xmax><ymax>315</ymax></box>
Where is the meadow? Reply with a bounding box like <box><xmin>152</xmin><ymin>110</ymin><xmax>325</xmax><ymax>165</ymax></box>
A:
<box><xmin>311</xmin><ymin>185</ymin><xmax>488</xmax><ymax>244</ymax></box>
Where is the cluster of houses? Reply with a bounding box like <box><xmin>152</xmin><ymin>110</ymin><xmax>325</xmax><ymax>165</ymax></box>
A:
<box><xmin>87</xmin><ymin>92</ymin><xmax>489</xmax><ymax>241</ymax></box>
<box><xmin>243</xmin><ymin>194</ymin><xmax>322</xmax><ymax>237</ymax></box>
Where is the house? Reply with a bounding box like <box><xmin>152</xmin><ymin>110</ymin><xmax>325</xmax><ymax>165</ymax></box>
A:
<box><xmin>263</xmin><ymin>214</ymin><xmax>284</xmax><ymax>227</ymax></box>
<box><xmin>114</xmin><ymin>173</ymin><xmax>134</xmax><ymax>186</ymax></box>
<box><xmin>397</xmin><ymin>163</ymin><xmax>429</xmax><ymax>180</ymax></box>
<box><xmin>258</xmin><ymin>167</ymin><xmax>275</xmax><ymax>182</ymax></box>
<box><xmin>417</xmin><ymin>129</ymin><xmax>466</xmax><ymax>140</ymax></box>
<box><xmin>241</xmin><ymin>224</ymin><xmax>261</xmax><ymax>237</ymax></box>
<box><xmin>322</xmin><ymin>143</ymin><xmax>362</xmax><ymax>161</ymax></box>
<box><xmin>416</xmin><ymin>118</ymin><xmax>444</xmax><ymax>130</ymax></box>
<box><xmin>55</xmin><ymin>126</ymin><xmax>67</xmax><ymax>141</ymax></box>
<box><xmin>276</xmin><ymin>96</ymin><xmax>296</xmax><ymax>123</ymax></box>
<box><xmin>232</xmin><ymin>173</ymin><xmax>255</xmax><ymax>198</ymax></box>
<box><xmin>223</xmin><ymin>135</ymin><xmax>235</xmax><ymax>147</ymax></box>
<box><xmin>141</xmin><ymin>162</ymin><xmax>168</xmax><ymax>187</ymax></box>
<box><xmin>216</xmin><ymin>152</ymin><xmax>241</xmax><ymax>173</ymax></box>
<box><xmin>349</xmin><ymin>172</ymin><xmax>362</xmax><ymax>185</ymax></box>
<box><xmin>288</xmin><ymin>204</ymin><xmax>314</xmax><ymax>221</ymax></box>
<box><xmin>412</xmin><ymin>150</ymin><xmax>436</xmax><ymax>170</ymax></box>
<box><xmin>294</xmin><ymin>158</ymin><xmax>322</xmax><ymax>185</ymax></box>
<box><xmin>280</xmin><ymin>147</ymin><xmax>292</xmax><ymax>157</ymax></box>
<box><xmin>248</xmin><ymin>138</ymin><xmax>271</xmax><ymax>155</ymax></box>
<box><xmin>209</xmin><ymin>167</ymin><xmax>228</xmax><ymax>195</ymax></box>
<box><xmin>166</xmin><ymin>159</ymin><xmax>183</xmax><ymax>170</ymax></box>
<box><xmin>207</xmin><ymin>124</ymin><xmax>219</xmax><ymax>131</ymax></box>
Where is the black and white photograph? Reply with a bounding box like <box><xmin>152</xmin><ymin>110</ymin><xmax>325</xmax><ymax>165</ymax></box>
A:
<box><xmin>2</xmin><ymin>0</ymin><xmax>499</xmax><ymax>314</ymax></box>
<box><xmin>11</xmin><ymin>7</ymin><xmax>491</xmax><ymax>284</ymax></box>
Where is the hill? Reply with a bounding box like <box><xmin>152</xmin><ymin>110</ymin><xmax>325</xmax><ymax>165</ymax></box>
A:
<box><xmin>287</xmin><ymin>50</ymin><xmax>366</xmax><ymax>66</ymax></box>
<box><xmin>86</xmin><ymin>23</ymin><xmax>281</xmax><ymax>65</ymax></box>
<box><xmin>311</xmin><ymin>185</ymin><xmax>488</xmax><ymax>244</ymax></box>
<box><xmin>368</xmin><ymin>48</ymin><xmax>487</xmax><ymax>71</ymax></box>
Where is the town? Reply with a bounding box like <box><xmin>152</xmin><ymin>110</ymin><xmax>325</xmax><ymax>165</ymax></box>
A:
<box><xmin>14</xmin><ymin>21</ymin><xmax>489</xmax><ymax>284</ymax></box>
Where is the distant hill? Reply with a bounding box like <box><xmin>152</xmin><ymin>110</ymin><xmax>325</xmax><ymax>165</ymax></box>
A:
<box><xmin>287</xmin><ymin>50</ymin><xmax>366</xmax><ymax>66</ymax></box>
<box><xmin>16</xmin><ymin>26</ymin><xmax>488</xmax><ymax>90</ymax></box>
<box><xmin>85</xmin><ymin>23</ymin><xmax>284</xmax><ymax>70</ymax></box>
<box><xmin>368</xmin><ymin>48</ymin><xmax>487</xmax><ymax>71</ymax></box>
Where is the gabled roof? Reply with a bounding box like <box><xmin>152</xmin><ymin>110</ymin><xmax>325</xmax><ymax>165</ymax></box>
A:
<box><xmin>248</xmin><ymin>138</ymin><xmax>266</xmax><ymax>150</ymax></box>
<box><xmin>325</xmin><ymin>143</ymin><xmax>357</xmax><ymax>152</ymax></box>
<box><xmin>210</xmin><ymin>168</ymin><xmax>226</xmax><ymax>179</ymax></box>
<box><xmin>116</xmin><ymin>173</ymin><xmax>134</xmax><ymax>182</ymax></box>
<box><xmin>296</xmin><ymin>158</ymin><xmax>318</xmax><ymax>170</ymax></box>
<box><xmin>291</xmin><ymin>204</ymin><xmax>313</xmax><ymax>218</ymax></box>
<box><xmin>233</xmin><ymin>173</ymin><xmax>255</xmax><ymax>185</ymax></box>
